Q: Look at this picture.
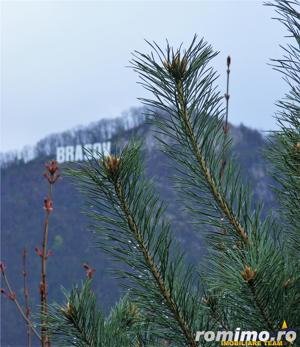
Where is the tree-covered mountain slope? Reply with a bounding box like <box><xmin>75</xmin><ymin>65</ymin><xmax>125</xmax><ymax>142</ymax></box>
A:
<box><xmin>1</xmin><ymin>110</ymin><xmax>276</xmax><ymax>346</ymax></box>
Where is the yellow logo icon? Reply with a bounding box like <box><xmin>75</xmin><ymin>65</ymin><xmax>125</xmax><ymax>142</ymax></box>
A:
<box><xmin>281</xmin><ymin>321</ymin><xmax>295</xmax><ymax>344</ymax></box>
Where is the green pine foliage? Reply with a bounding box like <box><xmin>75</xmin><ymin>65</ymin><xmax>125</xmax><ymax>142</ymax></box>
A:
<box><xmin>46</xmin><ymin>1</ymin><xmax>300</xmax><ymax>346</ymax></box>
<box><xmin>44</xmin><ymin>280</ymin><xmax>158</xmax><ymax>347</ymax></box>
<box><xmin>266</xmin><ymin>0</ymin><xmax>300</xmax><ymax>255</ymax></box>
<box><xmin>68</xmin><ymin>143</ymin><xmax>206</xmax><ymax>346</ymax></box>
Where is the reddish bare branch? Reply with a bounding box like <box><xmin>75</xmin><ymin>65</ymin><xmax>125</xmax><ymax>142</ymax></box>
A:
<box><xmin>23</xmin><ymin>248</ymin><xmax>32</xmax><ymax>347</ymax></box>
<box><xmin>0</xmin><ymin>262</ymin><xmax>41</xmax><ymax>341</ymax></box>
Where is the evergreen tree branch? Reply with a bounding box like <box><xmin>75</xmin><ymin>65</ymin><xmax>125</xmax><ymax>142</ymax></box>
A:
<box><xmin>131</xmin><ymin>37</ymin><xmax>254</xmax><ymax>251</ymax></box>
<box><xmin>45</xmin><ymin>280</ymin><xmax>105</xmax><ymax>347</ymax></box>
<box><xmin>266</xmin><ymin>0</ymin><xmax>300</xmax><ymax>256</ymax></box>
<box><xmin>175</xmin><ymin>77</ymin><xmax>248</xmax><ymax>244</ymax></box>
<box><xmin>114</xmin><ymin>179</ymin><xmax>196</xmax><ymax>346</ymax></box>
<box><xmin>46</xmin><ymin>280</ymin><xmax>162</xmax><ymax>347</ymax></box>
<box><xmin>130</xmin><ymin>35</ymin><xmax>295</xmax><ymax>330</ymax></box>
<box><xmin>69</xmin><ymin>144</ymin><xmax>204</xmax><ymax>346</ymax></box>
<box><xmin>248</xmin><ymin>280</ymin><xmax>274</xmax><ymax>331</ymax></box>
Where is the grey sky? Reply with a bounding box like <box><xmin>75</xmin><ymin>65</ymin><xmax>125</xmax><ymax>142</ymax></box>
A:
<box><xmin>1</xmin><ymin>0</ymin><xmax>288</xmax><ymax>152</ymax></box>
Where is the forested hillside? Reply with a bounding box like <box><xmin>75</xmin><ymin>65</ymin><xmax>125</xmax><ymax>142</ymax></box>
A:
<box><xmin>1</xmin><ymin>109</ymin><xmax>276</xmax><ymax>346</ymax></box>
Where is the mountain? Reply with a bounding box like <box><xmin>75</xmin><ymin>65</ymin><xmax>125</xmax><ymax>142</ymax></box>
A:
<box><xmin>0</xmin><ymin>107</ymin><xmax>146</xmax><ymax>168</ymax></box>
<box><xmin>1</xmin><ymin>108</ymin><xmax>276</xmax><ymax>346</ymax></box>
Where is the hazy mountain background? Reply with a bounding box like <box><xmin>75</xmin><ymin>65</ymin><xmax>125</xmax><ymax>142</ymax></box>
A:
<box><xmin>1</xmin><ymin>107</ymin><xmax>277</xmax><ymax>346</ymax></box>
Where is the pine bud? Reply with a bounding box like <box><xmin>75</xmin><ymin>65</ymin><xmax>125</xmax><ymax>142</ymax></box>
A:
<box><xmin>163</xmin><ymin>60</ymin><xmax>170</xmax><ymax>70</ymax></box>
<box><xmin>123</xmin><ymin>302</ymin><xmax>140</xmax><ymax>327</ymax></box>
<box><xmin>202</xmin><ymin>295</ymin><xmax>217</xmax><ymax>307</ymax></box>
<box><xmin>66</xmin><ymin>302</ymin><xmax>73</xmax><ymax>316</ymax></box>
<box><xmin>163</xmin><ymin>51</ymin><xmax>188</xmax><ymax>82</ymax></box>
<box><xmin>227</xmin><ymin>55</ymin><xmax>231</xmax><ymax>67</ymax></box>
<box><xmin>241</xmin><ymin>265</ymin><xmax>257</xmax><ymax>283</ymax></box>
<box><xmin>128</xmin><ymin>302</ymin><xmax>139</xmax><ymax>320</ymax></box>
<box><xmin>103</xmin><ymin>155</ymin><xmax>120</xmax><ymax>175</ymax></box>
<box><xmin>61</xmin><ymin>302</ymin><xmax>74</xmax><ymax>318</ymax></box>
<box><xmin>180</xmin><ymin>56</ymin><xmax>188</xmax><ymax>75</ymax></box>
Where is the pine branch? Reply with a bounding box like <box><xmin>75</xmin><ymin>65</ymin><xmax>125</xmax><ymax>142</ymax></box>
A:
<box><xmin>107</xmin><ymin>295</ymin><xmax>161</xmax><ymax>347</ymax></box>
<box><xmin>175</xmin><ymin>77</ymin><xmax>248</xmax><ymax>245</ymax></box>
<box><xmin>46</xmin><ymin>280</ymin><xmax>160</xmax><ymax>347</ymax></box>
<box><xmin>130</xmin><ymin>35</ymin><xmax>298</xmax><ymax>330</ymax></box>
<box><xmin>45</xmin><ymin>280</ymin><xmax>104</xmax><ymax>347</ymax></box>
<box><xmin>68</xmin><ymin>144</ymin><xmax>204</xmax><ymax>346</ymax></box>
<box><xmin>114</xmin><ymin>179</ymin><xmax>196</xmax><ymax>346</ymax></box>
<box><xmin>266</xmin><ymin>0</ymin><xmax>300</xmax><ymax>256</ymax></box>
<box><xmin>50</xmin><ymin>2</ymin><xmax>300</xmax><ymax>340</ymax></box>
<box><xmin>131</xmin><ymin>37</ymin><xmax>253</xmax><ymax>249</ymax></box>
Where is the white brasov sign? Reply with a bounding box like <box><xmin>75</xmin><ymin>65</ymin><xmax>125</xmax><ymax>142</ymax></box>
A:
<box><xmin>56</xmin><ymin>141</ymin><xmax>111</xmax><ymax>163</ymax></box>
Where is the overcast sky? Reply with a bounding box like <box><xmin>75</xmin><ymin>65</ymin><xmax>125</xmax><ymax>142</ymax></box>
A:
<box><xmin>1</xmin><ymin>0</ymin><xmax>289</xmax><ymax>152</ymax></box>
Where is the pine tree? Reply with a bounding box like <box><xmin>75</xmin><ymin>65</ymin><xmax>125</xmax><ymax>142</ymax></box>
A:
<box><xmin>46</xmin><ymin>1</ymin><xmax>300</xmax><ymax>345</ymax></box>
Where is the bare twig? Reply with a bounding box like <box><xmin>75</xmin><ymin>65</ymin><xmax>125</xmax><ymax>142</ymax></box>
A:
<box><xmin>0</xmin><ymin>263</ymin><xmax>41</xmax><ymax>341</ymax></box>
<box><xmin>23</xmin><ymin>248</ymin><xmax>32</xmax><ymax>347</ymax></box>
<box><xmin>40</xmin><ymin>160</ymin><xmax>59</xmax><ymax>347</ymax></box>
<box><xmin>40</xmin><ymin>186</ymin><xmax>52</xmax><ymax>347</ymax></box>
<box><xmin>225</xmin><ymin>55</ymin><xmax>231</xmax><ymax>134</ymax></box>
<box><xmin>220</xmin><ymin>55</ymin><xmax>231</xmax><ymax>180</ymax></box>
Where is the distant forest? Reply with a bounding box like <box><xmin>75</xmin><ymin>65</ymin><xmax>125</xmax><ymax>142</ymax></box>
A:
<box><xmin>0</xmin><ymin>107</ymin><xmax>146</xmax><ymax>167</ymax></box>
